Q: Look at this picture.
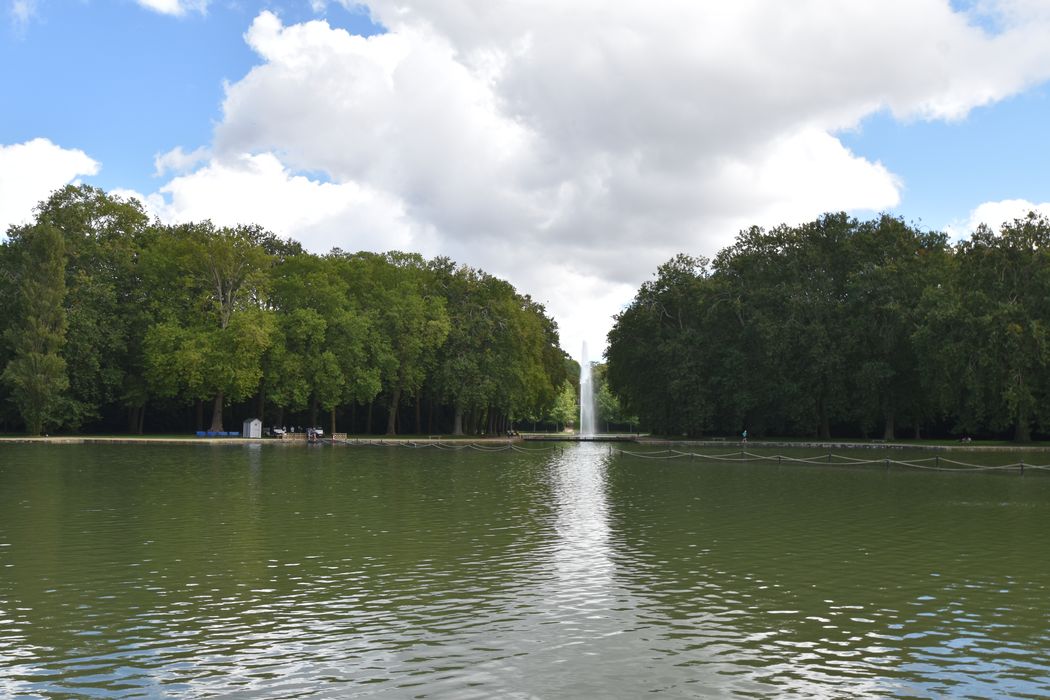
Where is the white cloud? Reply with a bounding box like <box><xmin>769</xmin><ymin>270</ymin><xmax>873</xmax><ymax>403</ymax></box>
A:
<box><xmin>137</xmin><ymin>1</ymin><xmax>1050</xmax><ymax>359</ymax></box>
<box><xmin>135</xmin><ymin>0</ymin><xmax>208</xmax><ymax>17</ymax></box>
<box><xmin>953</xmin><ymin>198</ymin><xmax>1050</xmax><ymax>237</ymax></box>
<box><xmin>140</xmin><ymin>151</ymin><xmax>430</xmax><ymax>255</ymax></box>
<box><xmin>0</xmin><ymin>138</ymin><xmax>100</xmax><ymax>235</ymax></box>
<box><xmin>153</xmin><ymin>145</ymin><xmax>210</xmax><ymax>177</ymax></box>
<box><xmin>10</xmin><ymin>0</ymin><xmax>36</xmax><ymax>27</ymax></box>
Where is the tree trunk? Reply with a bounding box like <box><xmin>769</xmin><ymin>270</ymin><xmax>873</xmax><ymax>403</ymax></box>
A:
<box><xmin>1015</xmin><ymin>417</ymin><xmax>1031</xmax><ymax>443</ymax></box>
<box><xmin>209</xmin><ymin>392</ymin><xmax>224</xmax><ymax>432</ymax></box>
<box><xmin>427</xmin><ymin>397</ymin><xmax>434</xmax><ymax>434</ymax></box>
<box><xmin>882</xmin><ymin>409</ymin><xmax>895</xmax><ymax>441</ymax></box>
<box><xmin>196</xmin><ymin>400</ymin><xmax>205</xmax><ymax>432</ymax></box>
<box><xmin>351</xmin><ymin>402</ymin><xmax>357</xmax><ymax>434</ymax></box>
<box><xmin>366</xmin><ymin>401</ymin><xmax>373</xmax><ymax>434</ymax></box>
<box><xmin>256</xmin><ymin>389</ymin><xmax>265</xmax><ymax>425</ymax></box>
<box><xmin>415</xmin><ymin>394</ymin><xmax>422</xmax><ymax>435</ymax></box>
<box><xmin>386</xmin><ymin>388</ymin><xmax>401</xmax><ymax>435</ymax></box>
<box><xmin>137</xmin><ymin>404</ymin><xmax>145</xmax><ymax>435</ymax></box>
<box><xmin>817</xmin><ymin>396</ymin><xmax>831</xmax><ymax>440</ymax></box>
<box><xmin>330</xmin><ymin>407</ymin><xmax>337</xmax><ymax>435</ymax></box>
<box><xmin>453</xmin><ymin>407</ymin><xmax>464</xmax><ymax>436</ymax></box>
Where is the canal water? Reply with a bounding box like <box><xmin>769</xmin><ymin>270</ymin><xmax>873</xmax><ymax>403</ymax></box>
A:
<box><xmin>0</xmin><ymin>442</ymin><xmax>1047</xmax><ymax>698</ymax></box>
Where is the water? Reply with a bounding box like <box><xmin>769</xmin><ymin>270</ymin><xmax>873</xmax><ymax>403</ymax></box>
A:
<box><xmin>579</xmin><ymin>342</ymin><xmax>596</xmax><ymax>436</ymax></box>
<box><xmin>1</xmin><ymin>442</ymin><xmax>1049</xmax><ymax>698</ymax></box>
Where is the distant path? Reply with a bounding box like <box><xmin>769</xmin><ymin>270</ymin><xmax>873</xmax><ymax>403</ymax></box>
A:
<box><xmin>0</xmin><ymin>435</ymin><xmax>522</xmax><ymax>446</ymax></box>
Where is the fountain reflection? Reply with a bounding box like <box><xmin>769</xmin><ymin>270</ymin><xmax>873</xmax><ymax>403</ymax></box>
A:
<box><xmin>548</xmin><ymin>442</ymin><xmax>615</xmax><ymax>623</ymax></box>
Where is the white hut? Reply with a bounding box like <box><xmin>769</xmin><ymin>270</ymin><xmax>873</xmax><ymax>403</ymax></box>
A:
<box><xmin>242</xmin><ymin>418</ymin><xmax>263</xmax><ymax>439</ymax></box>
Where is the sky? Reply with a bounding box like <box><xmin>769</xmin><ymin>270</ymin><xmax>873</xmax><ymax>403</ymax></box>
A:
<box><xmin>3</xmin><ymin>0</ymin><xmax>1050</xmax><ymax>362</ymax></box>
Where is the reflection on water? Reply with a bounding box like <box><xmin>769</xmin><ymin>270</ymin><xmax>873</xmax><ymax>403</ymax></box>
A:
<box><xmin>603</xmin><ymin>456</ymin><xmax>1050</xmax><ymax>698</ymax></box>
<box><xmin>548</xmin><ymin>442</ymin><xmax>615</xmax><ymax>637</ymax></box>
<box><xmin>0</xmin><ymin>443</ymin><xmax>1048</xmax><ymax>698</ymax></box>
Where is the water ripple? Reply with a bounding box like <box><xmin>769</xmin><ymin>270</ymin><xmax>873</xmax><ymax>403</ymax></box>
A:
<box><xmin>0</xmin><ymin>443</ymin><xmax>1048</xmax><ymax>697</ymax></box>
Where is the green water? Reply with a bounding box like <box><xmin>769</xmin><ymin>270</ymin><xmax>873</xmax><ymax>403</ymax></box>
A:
<box><xmin>0</xmin><ymin>443</ymin><xmax>1048</xmax><ymax>698</ymax></box>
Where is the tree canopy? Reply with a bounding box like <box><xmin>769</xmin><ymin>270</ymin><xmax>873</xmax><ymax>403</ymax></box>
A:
<box><xmin>0</xmin><ymin>185</ymin><xmax>570</xmax><ymax>436</ymax></box>
<box><xmin>607</xmin><ymin>212</ymin><xmax>1050</xmax><ymax>442</ymax></box>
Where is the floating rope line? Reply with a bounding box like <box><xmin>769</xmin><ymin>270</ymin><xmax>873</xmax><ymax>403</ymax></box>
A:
<box><xmin>616</xmin><ymin>448</ymin><xmax>1049</xmax><ymax>473</ymax></box>
<box><xmin>510</xmin><ymin>444</ymin><xmax>562</xmax><ymax>453</ymax></box>
<box><xmin>329</xmin><ymin>440</ymin><xmax>1047</xmax><ymax>472</ymax></box>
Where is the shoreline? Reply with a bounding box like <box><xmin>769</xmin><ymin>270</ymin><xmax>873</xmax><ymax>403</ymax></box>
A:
<box><xmin>0</xmin><ymin>435</ymin><xmax>522</xmax><ymax>446</ymax></box>
<box><xmin>3</xmin><ymin>434</ymin><xmax>1050</xmax><ymax>453</ymax></box>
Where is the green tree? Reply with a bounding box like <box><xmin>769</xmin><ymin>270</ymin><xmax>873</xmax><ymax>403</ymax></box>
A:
<box><xmin>2</xmin><ymin>223</ymin><xmax>69</xmax><ymax>434</ymax></box>
<box><xmin>607</xmin><ymin>254</ymin><xmax>713</xmax><ymax>436</ymax></box>
<box><xmin>267</xmin><ymin>252</ymin><xmax>382</xmax><ymax>433</ymax></box>
<box><xmin>549</xmin><ymin>380</ymin><xmax>577</xmax><ymax>432</ymax></box>
<box><xmin>33</xmin><ymin>185</ymin><xmax>154</xmax><ymax>432</ymax></box>
<box><xmin>931</xmin><ymin>214</ymin><xmax>1050</xmax><ymax>441</ymax></box>
<box><xmin>429</xmin><ymin>262</ymin><xmax>562</xmax><ymax>435</ymax></box>
<box><xmin>341</xmin><ymin>252</ymin><xmax>448</xmax><ymax>435</ymax></box>
<box><xmin>143</xmin><ymin>222</ymin><xmax>275</xmax><ymax>432</ymax></box>
<box><xmin>592</xmin><ymin>363</ymin><xmax>634</xmax><ymax>432</ymax></box>
<box><xmin>844</xmin><ymin>215</ymin><xmax>950</xmax><ymax>439</ymax></box>
<box><xmin>608</xmin><ymin>213</ymin><xmax>957</xmax><ymax>440</ymax></box>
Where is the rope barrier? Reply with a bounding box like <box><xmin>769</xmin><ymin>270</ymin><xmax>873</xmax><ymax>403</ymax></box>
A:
<box><xmin>330</xmin><ymin>440</ymin><xmax>1048</xmax><ymax>473</ymax></box>
<box><xmin>615</xmin><ymin>448</ymin><xmax>1045</xmax><ymax>472</ymax></box>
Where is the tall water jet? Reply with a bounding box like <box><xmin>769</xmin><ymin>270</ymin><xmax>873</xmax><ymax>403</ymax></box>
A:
<box><xmin>579</xmin><ymin>342</ymin><xmax>597</xmax><ymax>437</ymax></box>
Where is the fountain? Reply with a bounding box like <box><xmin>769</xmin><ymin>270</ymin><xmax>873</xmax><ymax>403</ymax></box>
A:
<box><xmin>579</xmin><ymin>341</ymin><xmax>596</xmax><ymax>437</ymax></box>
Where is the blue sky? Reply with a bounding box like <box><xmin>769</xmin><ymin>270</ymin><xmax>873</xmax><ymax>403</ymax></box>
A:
<box><xmin>840</xmin><ymin>86</ymin><xmax>1050</xmax><ymax>229</ymax></box>
<box><xmin>3</xmin><ymin>1</ymin><xmax>1050</xmax><ymax>357</ymax></box>
<box><xmin>2</xmin><ymin>1</ymin><xmax>382</xmax><ymax>193</ymax></box>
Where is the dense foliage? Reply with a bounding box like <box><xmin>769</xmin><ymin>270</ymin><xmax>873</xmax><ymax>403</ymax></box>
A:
<box><xmin>607</xmin><ymin>212</ymin><xmax>1050</xmax><ymax>442</ymax></box>
<box><xmin>0</xmin><ymin>186</ymin><xmax>570</xmax><ymax>435</ymax></box>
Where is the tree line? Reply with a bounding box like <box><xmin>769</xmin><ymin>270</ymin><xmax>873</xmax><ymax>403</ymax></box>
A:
<box><xmin>607</xmin><ymin>211</ymin><xmax>1050</xmax><ymax>442</ymax></box>
<box><xmin>0</xmin><ymin>185</ymin><xmax>573</xmax><ymax>436</ymax></box>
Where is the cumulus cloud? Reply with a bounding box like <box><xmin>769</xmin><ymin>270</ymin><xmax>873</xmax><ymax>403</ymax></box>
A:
<box><xmin>141</xmin><ymin>1</ymin><xmax>1050</xmax><ymax>357</ymax></box>
<box><xmin>0</xmin><ymin>138</ymin><xmax>100</xmax><ymax>235</ymax></box>
<box><xmin>153</xmin><ymin>145</ymin><xmax>210</xmax><ymax>177</ymax></box>
<box><xmin>139</xmin><ymin>151</ymin><xmax>429</xmax><ymax>255</ymax></box>
<box><xmin>952</xmin><ymin>198</ymin><xmax>1050</xmax><ymax>237</ymax></box>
